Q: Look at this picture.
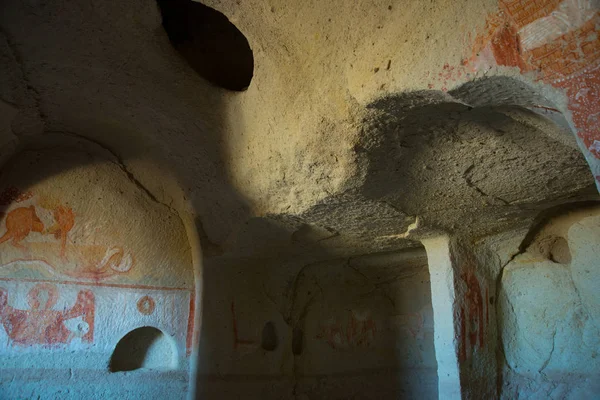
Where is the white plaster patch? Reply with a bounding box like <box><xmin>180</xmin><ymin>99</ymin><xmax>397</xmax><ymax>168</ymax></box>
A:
<box><xmin>518</xmin><ymin>0</ymin><xmax>597</xmax><ymax>51</ymax></box>
<box><xmin>589</xmin><ymin>139</ymin><xmax>600</xmax><ymax>153</ymax></box>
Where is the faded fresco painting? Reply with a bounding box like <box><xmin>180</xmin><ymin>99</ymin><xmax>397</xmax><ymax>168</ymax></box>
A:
<box><xmin>0</xmin><ymin>283</ymin><xmax>94</xmax><ymax>346</ymax></box>
<box><xmin>0</xmin><ymin>280</ymin><xmax>193</xmax><ymax>357</ymax></box>
<box><xmin>0</xmin><ymin>146</ymin><xmax>194</xmax><ymax>360</ymax></box>
<box><xmin>0</xmin><ymin>186</ymin><xmax>133</xmax><ymax>282</ymax></box>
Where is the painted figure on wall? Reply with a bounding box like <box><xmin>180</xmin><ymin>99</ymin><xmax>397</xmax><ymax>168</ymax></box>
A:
<box><xmin>458</xmin><ymin>269</ymin><xmax>487</xmax><ymax>362</ymax></box>
<box><xmin>0</xmin><ymin>283</ymin><xmax>95</xmax><ymax>346</ymax></box>
<box><xmin>463</xmin><ymin>270</ymin><xmax>484</xmax><ymax>349</ymax></box>
<box><xmin>0</xmin><ymin>206</ymin><xmax>44</xmax><ymax>249</ymax></box>
<box><xmin>230</xmin><ymin>301</ymin><xmax>256</xmax><ymax>350</ymax></box>
<box><xmin>317</xmin><ymin>310</ymin><xmax>377</xmax><ymax>349</ymax></box>
<box><xmin>0</xmin><ymin>187</ymin><xmax>134</xmax><ymax>281</ymax></box>
<box><xmin>46</xmin><ymin>205</ymin><xmax>75</xmax><ymax>258</ymax></box>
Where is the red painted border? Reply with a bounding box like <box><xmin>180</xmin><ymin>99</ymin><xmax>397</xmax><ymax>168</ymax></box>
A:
<box><xmin>186</xmin><ymin>291</ymin><xmax>195</xmax><ymax>356</ymax></box>
<box><xmin>0</xmin><ymin>276</ymin><xmax>192</xmax><ymax>292</ymax></box>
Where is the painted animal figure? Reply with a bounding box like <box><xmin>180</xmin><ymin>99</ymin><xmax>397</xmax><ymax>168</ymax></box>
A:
<box><xmin>0</xmin><ymin>206</ymin><xmax>44</xmax><ymax>249</ymax></box>
<box><xmin>46</xmin><ymin>206</ymin><xmax>75</xmax><ymax>257</ymax></box>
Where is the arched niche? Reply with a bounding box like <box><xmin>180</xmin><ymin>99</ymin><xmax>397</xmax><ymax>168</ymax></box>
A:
<box><xmin>0</xmin><ymin>133</ymin><xmax>195</xmax><ymax>397</ymax></box>
<box><xmin>109</xmin><ymin>326</ymin><xmax>177</xmax><ymax>372</ymax></box>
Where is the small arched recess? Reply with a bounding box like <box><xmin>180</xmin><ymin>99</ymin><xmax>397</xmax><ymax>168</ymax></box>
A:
<box><xmin>109</xmin><ymin>326</ymin><xmax>178</xmax><ymax>372</ymax></box>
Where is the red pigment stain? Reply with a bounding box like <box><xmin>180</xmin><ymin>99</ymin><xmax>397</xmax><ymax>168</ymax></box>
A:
<box><xmin>317</xmin><ymin>311</ymin><xmax>377</xmax><ymax>349</ymax></box>
<box><xmin>556</xmin><ymin>65</ymin><xmax>600</xmax><ymax>158</ymax></box>
<box><xmin>230</xmin><ymin>301</ymin><xmax>254</xmax><ymax>349</ymax></box>
<box><xmin>459</xmin><ymin>307</ymin><xmax>467</xmax><ymax>362</ymax></box>
<box><xmin>463</xmin><ymin>270</ymin><xmax>484</xmax><ymax>348</ymax></box>
<box><xmin>490</xmin><ymin>22</ymin><xmax>527</xmax><ymax>71</ymax></box>
<box><xmin>1</xmin><ymin>199</ymin><xmax>135</xmax><ymax>282</ymax></box>
<box><xmin>137</xmin><ymin>295</ymin><xmax>156</xmax><ymax>315</ymax></box>
<box><xmin>457</xmin><ymin>261</ymin><xmax>486</xmax><ymax>362</ymax></box>
<box><xmin>186</xmin><ymin>292</ymin><xmax>195</xmax><ymax>355</ymax></box>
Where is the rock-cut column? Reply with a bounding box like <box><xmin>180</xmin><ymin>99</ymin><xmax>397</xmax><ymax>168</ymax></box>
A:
<box><xmin>422</xmin><ymin>236</ymin><xmax>462</xmax><ymax>399</ymax></box>
<box><xmin>422</xmin><ymin>236</ymin><xmax>497</xmax><ymax>400</ymax></box>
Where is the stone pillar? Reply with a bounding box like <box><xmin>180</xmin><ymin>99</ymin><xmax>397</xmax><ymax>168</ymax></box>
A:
<box><xmin>423</xmin><ymin>236</ymin><xmax>497</xmax><ymax>400</ymax></box>
<box><xmin>422</xmin><ymin>236</ymin><xmax>462</xmax><ymax>399</ymax></box>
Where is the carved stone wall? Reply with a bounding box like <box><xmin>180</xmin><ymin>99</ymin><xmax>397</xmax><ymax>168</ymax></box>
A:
<box><xmin>0</xmin><ymin>137</ymin><xmax>194</xmax><ymax>399</ymax></box>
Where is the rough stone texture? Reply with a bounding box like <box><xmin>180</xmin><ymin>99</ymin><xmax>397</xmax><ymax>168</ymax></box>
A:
<box><xmin>0</xmin><ymin>0</ymin><xmax>597</xmax><ymax>255</ymax></box>
<box><xmin>0</xmin><ymin>369</ymin><xmax>189</xmax><ymax>399</ymax></box>
<box><xmin>198</xmin><ymin>249</ymin><xmax>438</xmax><ymax>399</ymax></box>
<box><xmin>498</xmin><ymin>206</ymin><xmax>600</xmax><ymax>399</ymax></box>
<box><xmin>0</xmin><ymin>0</ymin><xmax>598</xmax><ymax>398</ymax></box>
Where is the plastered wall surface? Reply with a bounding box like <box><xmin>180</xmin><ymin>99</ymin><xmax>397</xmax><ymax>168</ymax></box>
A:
<box><xmin>0</xmin><ymin>138</ymin><xmax>194</xmax><ymax>399</ymax></box>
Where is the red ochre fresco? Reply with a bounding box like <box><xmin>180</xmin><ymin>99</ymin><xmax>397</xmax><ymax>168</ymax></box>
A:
<box><xmin>490</xmin><ymin>19</ymin><xmax>528</xmax><ymax>71</ymax></box>
<box><xmin>466</xmin><ymin>1</ymin><xmax>600</xmax><ymax>166</ymax></box>
<box><xmin>555</xmin><ymin>64</ymin><xmax>600</xmax><ymax>158</ymax></box>
<box><xmin>0</xmin><ymin>206</ymin><xmax>44</xmax><ymax>249</ymax></box>
<box><xmin>0</xmin><ymin>283</ymin><xmax>94</xmax><ymax>346</ymax></box>
<box><xmin>464</xmin><ymin>270</ymin><xmax>484</xmax><ymax>349</ymax></box>
<box><xmin>186</xmin><ymin>292</ymin><xmax>195</xmax><ymax>355</ymax></box>
<box><xmin>0</xmin><ymin>204</ymin><xmax>75</xmax><ymax>255</ymax></box>
<box><xmin>46</xmin><ymin>205</ymin><xmax>75</xmax><ymax>258</ymax></box>
<box><xmin>0</xmin><ymin>276</ymin><xmax>192</xmax><ymax>292</ymax></box>
<box><xmin>316</xmin><ymin>311</ymin><xmax>377</xmax><ymax>349</ymax></box>
<box><xmin>458</xmin><ymin>269</ymin><xmax>486</xmax><ymax>362</ymax></box>
<box><xmin>137</xmin><ymin>295</ymin><xmax>156</xmax><ymax>315</ymax></box>
<box><xmin>0</xmin><ymin>193</ymin><xmax>134</xmax><ymax>281</ymax></box>
<box><xmin>500</xmin><ymin>0</ymin><xmax>563</xmax><ymax>28</ymax></box>
<box><xmin>230</xmin><ymin>301</ymin><xmax>255</xmax><ymax>350</ymax></box>
<box><xmin>459</xmin><ymin>307</ymin><xmax>467</xmax><ymax>362</ymax></box>
<box><xmin>0</xmin><ymin>189</ymin><xmax>195</xmax><ymax>357</ymax></box>
<box><xmin>402</xmin><ymin>312</ymin><xmax>424</xmax><ymax>340</ymax></box>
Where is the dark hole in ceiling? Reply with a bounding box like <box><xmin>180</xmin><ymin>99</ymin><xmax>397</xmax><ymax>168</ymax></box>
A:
<box><xmin>156</xmin><ymin>0</ymin><xmax>254</xmax><ymax>91</ymax></box>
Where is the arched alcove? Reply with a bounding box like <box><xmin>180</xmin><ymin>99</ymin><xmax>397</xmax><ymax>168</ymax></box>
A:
<box><xmin>156</xmin><ymin>0</ymin><xmax>254</xmax><ymax>91</ymax></box>
<box><xmin>0</xmin><ymin>134</ymin><xmax>196</xmax><ymax>398</ymax></box>
<box><xmin>109</xmin><ymin>326</ymin><xmax>177</xmax><ymax>372</ymax></box>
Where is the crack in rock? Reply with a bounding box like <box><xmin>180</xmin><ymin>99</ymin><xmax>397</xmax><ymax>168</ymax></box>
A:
<box><xmin>539</xmin><ymin>328</ymin><xmax>557</xmax><ymax>374</ymax></box>
<box><xmin>52</xmin><ymin>131</ymin><xmax>179</xmax><ymax>215</ymax></box>
<box><xmin>0</xmin><ymin>27</ymin><xmax>46</xmax><ymax>125</ymax></box>
<box><xmin>463</xmin><ymin>163</ymin><xmax>510</xmax><ymax>205</ymax></box>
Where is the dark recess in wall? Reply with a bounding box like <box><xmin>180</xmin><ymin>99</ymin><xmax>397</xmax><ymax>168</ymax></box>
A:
<box><xmin>156</xmin><ymin>0</ymin><xmax>254</xmax><ymax>91</ymax></box>
<box><xmin>109</xmin><ymin>326</ymin><xmax>169</xmax><ymax>372</ymax></box>
<box><xmin>261</xmin><ymin>321</ymin><xmax>278</xmax><ymax>351</ymax></box>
